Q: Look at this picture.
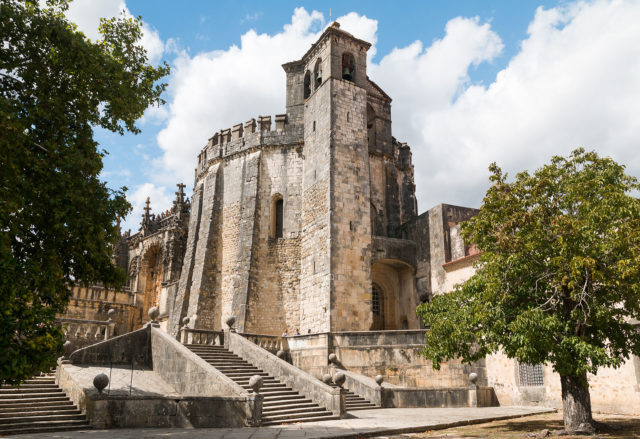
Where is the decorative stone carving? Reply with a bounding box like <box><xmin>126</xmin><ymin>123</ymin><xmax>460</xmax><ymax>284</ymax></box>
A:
<box><xmin>225</xmin><ymin>316</ymin><xmax>236</xmax><ymax>329</ymax></box>
<box><xmin>322</xmin><ymin>374</ymin><xmax>332</xmax><ymax>385</ymax></box>
<box><xmin>93</xmin><ymin>373</ymin><xmax>109</xmax><ymax>393</ymax></box>
<box><xmin>333</xmin><ymin>372</ymin><xmax>346</xmax><ymax>388</ymax></box>
<box><xmin>469</xmin><ymin>372</ymin><xmax>478</xmax><ymax>386</ymax></box>
<box><xmin>375</xmin><ymin>375</ymin><xmax>384</xmax><ymax>386</ymax></box>
<box><xmin>276</xmin><ymin>349</ymin><xmax>286</xmax><ymax>359</ymax></box>
<box><xmin>328</xmin><ymin>353</ymin><xmax>337</xmax><ymax>364</ymax></box>
<box><xmin>148</xmin><ymin>306</ymin><xmax>160</xmax><ymax>322</ymax></box>
<box><xmin>249</xmin><ymin>375</ymin><xmax>263</xmax><ymax>393</ymax></box>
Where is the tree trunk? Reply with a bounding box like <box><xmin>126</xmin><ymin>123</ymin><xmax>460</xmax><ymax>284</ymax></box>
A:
<box><xmin>560</xmin><ymin>372</ymin><xmax>594</xmax><ymax>433</ymax></box>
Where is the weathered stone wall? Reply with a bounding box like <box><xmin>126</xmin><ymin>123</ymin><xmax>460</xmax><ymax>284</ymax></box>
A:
<box><xmin>245</xmin><ymin>147</ymin><xmax>303</xmax><ymax>335</ymax></box>
<box><xmin>300</xmin><ymin>70</ymin><xmax>332</xmax><ymax>333</ymax></box>
<box><xmin>330</xmin><ymin>78</ymin><xmax>373</xmax><ymax>331</ymax></box>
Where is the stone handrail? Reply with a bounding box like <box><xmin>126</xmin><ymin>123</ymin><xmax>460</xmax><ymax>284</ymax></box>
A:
<box><xmin>58</xmin><ymin>317</ymin><xmax>115</xmax><ymax>342</ymax></box>
<box><xmin>240</xmin><ymin>333</ymin><xmax>288</xmax><ymax>354</ymax></box>
<box><xmin>229</xmin><ymin>331</ymin><xmax>344</xmax><ymax>417</ymax></box>
<box><xmin>180</xmin><ymin>328</ymin><xmax>224</xmax><ymax>346</ymax></box>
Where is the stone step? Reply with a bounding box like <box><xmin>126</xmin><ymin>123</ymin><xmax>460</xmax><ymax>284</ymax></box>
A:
<box><xmin>205</xmin><ymin>361</ymin><xmax>250</xmax><ymax>366</ymax></box>
<box><xmin>0</xmin><ymin>404</ymin><xmax>77</xmax><ymax>414</ymax></box>
<box><xmin>260</xmin><ymin>390</ymin><xmax>301</xmax><ymax>398</ymax></box>
<box><xmin>0</xmin><ymin>413</ymin><xmax>88</xmax><ymax>425</ymax></box>
<box><xmin>240</xmin><ymin>383</ymin><xmax>286</xmax><ymax>390</ymax></box>
<box><xmin>348</xmin><ymin>404</ymin><xmax>379</xmax><ymax>411</ymax></box>
<box><xmin>262</xmin><ymin>405</ymin><xmax>328</xmax><ymax>416</ymax></box>
<box><xmin>261</xmin><ymin>412</ymin><xmax>338</xmax><ymax>425</ymax></box>
<box><xmin>0</xmin><ymin>396</ymin><xmax>71</xmax><ymax>407</ymax></box>
<box><xmin>0</xmin><ymin>390</ymin><xmax>62</xmax><ymax>396</ymax></box>
<box><xmin>0</xmin><ymin>419</ymin><xmax>90</xmax><ymax>435</ymax></box>
<box><xmin>262</xmin><ymin>400</ymin><xmax>317</xmax><ymax>411</ymax></box>
<box><xmin>225</xmin><ymin>371</ymin><xmax>270</xmax><ymax>378</ymax></box>
<box><xmin>1</xmin><ymin>382</ymin><xmax>57</xmax><ymax>388</ymax></box>
<box><xmin>0</xmin><ymin>392</ymin><xmax>65</xmax><ymax>400</ymax></box>
<box><xmin>261</xmin><ymin>395</ymin><xmax>307</xmax><ymax>405</ymax></box>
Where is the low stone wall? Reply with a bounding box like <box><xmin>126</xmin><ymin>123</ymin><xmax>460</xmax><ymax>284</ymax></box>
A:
<box><xmin>340</xmin><ymin>369</ymin><xmax>498</xmax><ymax>408</ymax></box>
<box><xmin>228</xmin><ymin>331</ymin><xmax>344</xmax><ymax>416</ymax></box>
<box><xmin>286</xmin><ymin>330</ymin><xmax>487</xmax><ymax>388</ymax></box>
<box><xmin>59</xmin><ymin>326</ymin><xmax>260</xmax><ymax>428</ymax></box>
<box><xmin>68</xmin><ymin>326</ymin><xmax>151</xmax><ymax>366</ymax></box>
<box><xmin>151</xmin><ymin>327</ymin><xmax>253</xmax><ymax>400</ymax></box>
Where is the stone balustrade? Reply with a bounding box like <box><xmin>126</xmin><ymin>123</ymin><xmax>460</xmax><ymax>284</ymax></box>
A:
<box><xmin>240</xmin><ymin>333</ymin><xmax>288</xmax><ymax>354</ymax></box>
<box><xmin>180</xmin><ymin>328</ymin><xmax>225</xmax><ymax>346</ymax></box>
<box><xmin>58</xmin><ymin>317</ymin><xmax>115</xmax><ymax>343</ymax></box>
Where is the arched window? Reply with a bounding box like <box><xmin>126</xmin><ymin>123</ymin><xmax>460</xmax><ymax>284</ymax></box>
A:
<box><xmin>270</xmin><ymin>194</ymin><xmax>284</xmax><ymax>238</ymax></box>
<box><xmin>303</xmin><ymin>71</ymin><xmax>311</xmax><ymax>99</ymax></box>
<box><xmin>342</xmin><ymin>53</ymin><xmax>355</xmax><ymax>82</ymax></box>
<box><xmin>314</xmin><ymin>58</ymin><xmax>322</xmax><ymax>89</ymax></box>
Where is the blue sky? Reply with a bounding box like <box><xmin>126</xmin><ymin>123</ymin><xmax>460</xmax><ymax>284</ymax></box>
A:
<box><xmin>64</xmin><ymin>0</ymin><xmax>640</xmax><ymax>232</ymax></box>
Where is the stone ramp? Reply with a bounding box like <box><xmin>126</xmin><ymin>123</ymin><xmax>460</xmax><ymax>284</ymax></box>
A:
<box><xmin>185</xmin><ymin>344</ymin><xmax>340</xmax><ymax>425</ymax></box>
<box><xmin>0</xmin><ymin>374</ymin><xmax>90</xmax><ymax>436</ymax></box>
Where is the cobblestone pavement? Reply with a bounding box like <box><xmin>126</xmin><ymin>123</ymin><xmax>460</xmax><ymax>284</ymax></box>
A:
<box><xmin>7</xmin><ymin>406</ymin><xmax>554</xmax><ymax>438</ymax></box>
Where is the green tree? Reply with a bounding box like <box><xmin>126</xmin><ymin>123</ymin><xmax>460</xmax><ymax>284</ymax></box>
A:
<box><xmin>0</xmin><ymin>0</ymin><xmax>169</xmax><ymax>384</ymax></box>
<box><xmin>417</xmin><ymin>149</ymin><xmax>640</xmax><ymax>433</ymax></box>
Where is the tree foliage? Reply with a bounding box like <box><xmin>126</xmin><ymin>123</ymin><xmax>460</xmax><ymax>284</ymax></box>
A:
<box><xmin>0</xmin><ymin>0</ymin><xmax>169</xmax><ymax>384</ymax></box>
<box><xmin>417</xmin><ymin>149</ymin><xmax>640</xmax><ymax>429</ymax></box>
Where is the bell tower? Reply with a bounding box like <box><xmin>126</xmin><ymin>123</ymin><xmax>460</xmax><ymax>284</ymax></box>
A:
<box><xmin>294</xmin><ymin>23</ymin><xmax>374</xmax><ymax>332</ymax></box>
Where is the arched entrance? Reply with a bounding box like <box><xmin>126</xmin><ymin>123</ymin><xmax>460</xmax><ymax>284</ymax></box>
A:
<box><xmin>139</xmin><ymin>244</ymin><xmax>163</xmax><ymax>319</ymax></box>
<box><xmin>370</xmin><ymin>259</ymin><xmax>419</xmax><ymax>330</ymax></box>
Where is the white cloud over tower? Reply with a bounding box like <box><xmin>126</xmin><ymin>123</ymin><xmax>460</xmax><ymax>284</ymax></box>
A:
<box><xmin>70</xmin><ymin>1</ymin><xmax>640</xmax><ymax>232</ymax></box>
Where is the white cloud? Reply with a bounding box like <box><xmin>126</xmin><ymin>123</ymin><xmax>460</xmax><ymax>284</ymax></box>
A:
<box><xmin>371</xmin><ymin>0</ymin><xmax>640</xmax><ymax>210</ymax></box>
<box><xmin>65</xmin><ymin>0</ymin><xmax>164</xmax><ymax>64</ymax></box>
<box><xmin>142</xmin><ymin>1</ymin><xmax>640</xmax><ymax>227</ymax></box>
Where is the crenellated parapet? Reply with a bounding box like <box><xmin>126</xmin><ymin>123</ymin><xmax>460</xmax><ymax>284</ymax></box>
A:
<box><xmin>195</xmin><ymin>113</ymin><xmax>303</xmax><ymax>180</ymax></box>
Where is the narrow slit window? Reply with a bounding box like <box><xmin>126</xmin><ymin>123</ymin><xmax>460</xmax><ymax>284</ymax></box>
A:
<box><xmin>275</xmin><ymin>198</ymin><xmax>284</xmax><ymax>238</ymax></box>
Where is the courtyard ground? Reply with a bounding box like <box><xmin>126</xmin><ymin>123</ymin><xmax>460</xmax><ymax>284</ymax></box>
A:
<box><xmin>375</xmin><ymin>412</ymin><xmax>640</xmax><ymax>439</ymax></box>
<box><xmin>6</xmin><ymin>406</ymin><xmax>553</xmax><ymax>438</ymax></box>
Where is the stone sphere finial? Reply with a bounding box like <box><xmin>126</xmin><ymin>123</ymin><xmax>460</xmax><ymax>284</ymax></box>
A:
<box><xmin>107</xmin><ymin>308</ymin><xmax>116</xmax><ymax>318</ymax></box>
<box><xmin>249</xmin><ymin>375</ymin><xmax>263</xmax><ymax>394</ymax></box>
<box><xmin>375</xmin><ymin>375</ymin><xmax>384</xmax><ymax>386</ymax></box>
<box><xmin>93</xmin><ymin>373</ymin><xmax>109</xmax><ymax>393</ymax></box>
<box><xmin>469</xmin><ymin>372</ymin><xmax>478</xmax><ymax>385</ymax></box>
<box><xmin>225</xmin><ymin>316</ymin><xmax>236</xmax><ymax>329</ymax></box>
<box><xmin>333</xmin><ymin>372</ymin><xmax>346</xmax><ymax>388</ymax></box>
<box><xmin>182</xmin><ymin>316</ymin><xmax>190</xmax><ymax>326</ymax></box>
<box><xmin>148</xmin><ymin>307</ymin><xmax>159</xmax><ymax>322</ymax></box>
<box><xmin>276</xmin><ymin>349</ymin><xmax>286</xmax><ymax>359</ymax></box>
<box><xmin>322</xmin><ymin>374</ymin><xmax>333</xmax><ymax>385</ymax></box>
<box><xmin>328</xmin><ymin>353</ymin><xmax>337</xmax><ymax>364</ymax></box>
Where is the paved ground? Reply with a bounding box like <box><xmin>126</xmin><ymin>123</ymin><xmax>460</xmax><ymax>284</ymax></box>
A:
<box><xmin>8</xmin><ymin>406</ymin><xmax>555</xmax><ymax>438</ymax></box>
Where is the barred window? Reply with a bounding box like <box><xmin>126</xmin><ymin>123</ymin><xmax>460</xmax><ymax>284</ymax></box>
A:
<box><xmin>518</xmin><ymin>363</ymin><xmax>544</xmax><ymax>386</ymax></box>
<box><xmin>372</xmin><ymin>284</ymin><xmax>381</xmax><ymax>315</ymax></box>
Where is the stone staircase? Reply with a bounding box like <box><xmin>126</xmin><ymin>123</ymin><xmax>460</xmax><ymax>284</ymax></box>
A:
<box><xmin>339</xmin><ymin>386</ymin><xmax>379</xmax><ymax>411</ymax></box>
<box><xmin>0</xmin><ymin>374</ymin><xmax>90</xmax><ymax>436</ymax></box>
<box><xmin>186</xmin><ymin>344</ymin><xmax>340</xmax><ymax>425</ymax></box>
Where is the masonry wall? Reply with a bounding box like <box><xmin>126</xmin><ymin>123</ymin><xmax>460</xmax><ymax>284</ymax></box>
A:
<box><xmin>299</xmin><ymin>69</ymin><xmax>332</xmax><ymax>334</ymax></box>
<box><xmin>330</xmin><ymin>78</ymin><xmax>373</xmax><ymax>331</ymax></box>
<box><xmin>244</xmin><ymin>147</ymin><xmax>303</xmax><ymax>335</ymax></box>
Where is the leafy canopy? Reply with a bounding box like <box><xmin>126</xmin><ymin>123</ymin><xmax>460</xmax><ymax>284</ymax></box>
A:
<box><xmin>0</xmin><ymin>0</ymin><xmax>169</xmax><ymax>383</ymax></box>
<box><xmin>417</xmin><ymin>149</ymin><xmax>640</xmax><ymax>379</ymax></box>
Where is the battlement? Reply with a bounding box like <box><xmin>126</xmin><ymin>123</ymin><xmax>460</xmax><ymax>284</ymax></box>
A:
<box><xmin>196</xmin><ymin>113</ymin><xmax>303</xmax><ymax>179</ymax></box>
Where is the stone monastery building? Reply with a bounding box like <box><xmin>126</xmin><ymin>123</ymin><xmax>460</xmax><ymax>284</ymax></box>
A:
<box><xmin>88</xmin><ymin>23</ymin><xmax>638</xmax><ymax>417</ymax></box>
<box><xmin>124</xmin><ymin>22</ymin><xmax>478</xmax><ymax>339</ymax></box>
